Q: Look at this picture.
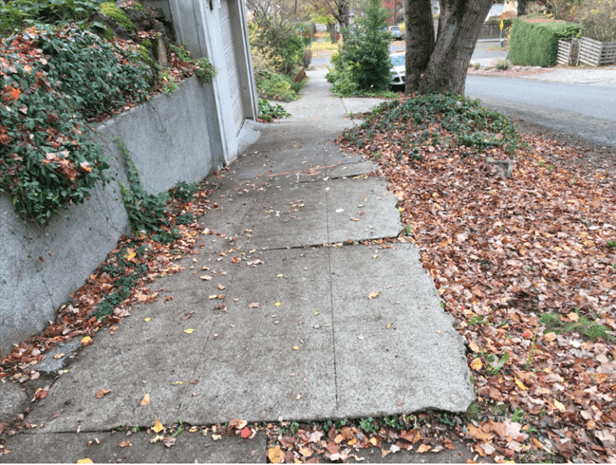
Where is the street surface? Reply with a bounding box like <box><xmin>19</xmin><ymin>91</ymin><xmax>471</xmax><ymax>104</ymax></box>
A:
<box><xmin>315</xmin><ymin>38</ymin><xmax>616</xmax><ymax>148</ymax></box>
<box><xmin>465</xmin><ymin>75</ymin><xmax>616</xmax><ymax>148</ymax></box>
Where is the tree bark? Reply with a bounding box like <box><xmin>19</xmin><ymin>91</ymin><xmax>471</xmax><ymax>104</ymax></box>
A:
<box><xmin>404</xmin><ymin>0</ymin><xmax>434</xmax><ymax>94</ymax></box>
<box><xmin>327</xmin><ymin>22</ymin><xmax>338</xmax><ymax>43</ymax></box>
<box><xmin>418</xmin><ymin>0</ymin><xmax>493</xmax><ymax>94</ymax></box>
<box><xmin>517</xmin><ymin>0</ymin><xmax>528</xmax><ymax>16</ymax></box>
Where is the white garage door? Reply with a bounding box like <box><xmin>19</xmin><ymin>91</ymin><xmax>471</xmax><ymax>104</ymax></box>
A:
<box><xmin>219</xmin><ymin>0</ymin><xmax>244</xmax><ymax>134</ymax></box>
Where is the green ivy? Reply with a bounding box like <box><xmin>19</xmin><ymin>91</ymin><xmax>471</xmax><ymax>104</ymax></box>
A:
<box><xmin>343</xmin><ymin>93</ymin><xmax>520</xmax><ymax>155</ymax></box>
<box><xmin>169</xmin><ymin>44</ymin><xmax>217</xmax><ymax>84</ymax></box>
<box><xmin>116</xmin><ymin>139</ymin><xmax>180</xmax><ymax>244</ymax></box>
<box><xmin>0</xmin><ymin>26</ymin><xmax>153</xmax><ymax>224</ymax></box>
<box><xmin>0</xmin><ymin>0</ymin><xmax>104</xmax><ymax>36</ymax></box>
<box><xmin>258</xmin><ymin>98</ymin><xmax>290</xmax><ymax>122</ymax></box>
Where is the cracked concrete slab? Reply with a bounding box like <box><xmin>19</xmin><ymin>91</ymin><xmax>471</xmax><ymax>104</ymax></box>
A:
<box><xmin>5</xmin><ymin>66</ymin><xmax>474</xmax><ymax>462</ymax></box>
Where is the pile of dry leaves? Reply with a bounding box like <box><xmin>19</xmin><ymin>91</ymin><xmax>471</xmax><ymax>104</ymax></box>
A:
<box><xmin>336</xmin><ymin>94</ymin><xmax>616</xmax><ymax>462</ymax></box>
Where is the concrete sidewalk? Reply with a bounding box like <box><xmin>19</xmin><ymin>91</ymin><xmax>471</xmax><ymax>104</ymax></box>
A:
<box><xmin>0</xmin><ymin>68</ymin><xmax>474</xmax><ymax>462</ymax></box>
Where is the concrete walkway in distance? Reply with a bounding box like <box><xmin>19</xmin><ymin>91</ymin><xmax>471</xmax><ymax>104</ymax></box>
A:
<box><xmin>0</xmin><ymin>68</ymin><xmax>474</xmax><ymax>463</ymax></box>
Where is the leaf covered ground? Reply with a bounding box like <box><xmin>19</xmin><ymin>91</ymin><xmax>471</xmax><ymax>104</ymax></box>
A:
<box><xmin>1</xmin><ymin>91</ymin><xmax>615</xmax><ymax>463</ymax></box>
<box><xmin>334</xmin><ymin>94</ymin><xmax>616</xmax><ymax>463</ymax></box>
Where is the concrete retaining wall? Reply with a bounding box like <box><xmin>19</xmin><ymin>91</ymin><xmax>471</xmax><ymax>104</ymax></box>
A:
<box><xmin>0</xmin><ymin>76</ymin><xmax>224</xmax><ymax>356</ymax></box>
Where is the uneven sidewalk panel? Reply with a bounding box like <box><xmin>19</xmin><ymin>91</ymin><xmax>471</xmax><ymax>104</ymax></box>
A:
<box><xmin>247</xmin><ymin>176</ymin><xmax>401</xmax><ymax>250</ymax></box>
<box><xmin>327</xmin><ymin>177</ymin><xmax>401</xmax><ymax>243</ymax></box>
<box><xmin>330</xmin><ymin>244</ymin><xmax>475</xmax><ymax>416</ymax></box>
<box><xmin>24</xmin><ymin>342</ymin><xmax>199</xmax><ymax>432</ymax></box>
<box><xmin>178</xmin><ymin>333</ymin><xmax>338</xmax><ymax>424</ymax></box>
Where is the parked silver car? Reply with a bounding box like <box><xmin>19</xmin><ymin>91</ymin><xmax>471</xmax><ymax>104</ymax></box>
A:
<box><xmin>388</xmin><ymin>25</ymin><xmax>403</xmax><ymax>40</ymax></box>
<box><xmin>390</xmin><ymin>52</ymin><xmax>405</xmax><ymax>86</ymax></box>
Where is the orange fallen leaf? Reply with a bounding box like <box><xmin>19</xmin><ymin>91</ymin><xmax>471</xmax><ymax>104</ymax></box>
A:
<box><xmin>240</xmin><ymin>426</ymin><xmax>252</xmax><ymax>439</ymax></box>
<box><xmin>95</xmin><ymin>388</ymin><xmax>110</xmax><ymax>399</ymax></box>
<box><xmin>119</xmin><ymin>440</ymin><xmax>132</xmax><ymax>448</ymax></box>
<box><xmin>141</xmin><ymin>394</ymin><xmax>151</xmax><ymax>406</ymax></box>
<box><xmin>268</xmin><ymin>445</ymin><xmax>285</xmax><ymax>464</ymax></box>
<box><xmin>248</xmin><ymin>302</ymin><xmax>259</xmax><ymax>308</ymax></box>
<box><xmin>77</xmin><ymin>459</ymin><xmax>93</xmax><ymax>464</ymax></box>
<box><xmin>417</xmin><ymin>444</ymin><xmax>431</xmax><ymax>453</ymax></box>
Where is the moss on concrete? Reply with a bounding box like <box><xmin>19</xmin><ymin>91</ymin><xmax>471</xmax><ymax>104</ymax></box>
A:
<box><xmin>100</xmin><ymin>3</ymin><xmax>136</xmax><ymax>31</ymax></box>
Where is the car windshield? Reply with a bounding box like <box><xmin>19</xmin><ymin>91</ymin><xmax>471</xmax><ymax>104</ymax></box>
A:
<box><xmin>390</xmin><ymin>55</ymin><xmax>404</xmax><ymax>67</ymax></box>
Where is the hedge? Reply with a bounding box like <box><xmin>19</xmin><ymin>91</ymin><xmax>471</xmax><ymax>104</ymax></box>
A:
<box><xmin>509</xmin><ymin>17</ymin><xmax>582</xmax><ymax>67</ymax></box>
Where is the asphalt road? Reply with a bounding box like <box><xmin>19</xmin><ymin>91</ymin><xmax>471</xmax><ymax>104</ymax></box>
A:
<box><xmin>312</xmin><ymin>39</ymin><xmax>616</xmax><ymax>148</ymax></box>
<box><xmin>465</xmin><ymin>76</ymin><xmax>616</xmax><ymax>148</ymax></box>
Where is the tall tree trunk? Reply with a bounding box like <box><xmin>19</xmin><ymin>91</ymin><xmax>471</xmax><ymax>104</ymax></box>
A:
<box><xmin>404</xmin><ymin>0</ymin><xmax>435</xmax><ymax>94</ymax></box>
<box><xmin>517</xmin><ymin>0</ymin><xmax>528</xmax><ymax>16</ymax></box>
<box><xmin>418</xmin><ymin>0</ymin><xmax>492</xmax><ymax>94</ymax></box>
<box><xmin>327</xmin><ymin>22</ymin><xmax>337</xmax><ymax>43</ymax></box>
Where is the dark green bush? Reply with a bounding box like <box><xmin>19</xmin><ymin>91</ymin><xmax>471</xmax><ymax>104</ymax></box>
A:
<box><xmin>249</xmin><ymin>16</ymin><xmax>304</xmax><ymax>75</ymax></box>
<box><xmin>327</xmin><ymin>0</ymin><xmax>391</xmax><ymax>95</ymax></box>
<box><xmin>256</xmin><ymin>72</ymin><xmax>302</xmax><ymax>101</ymax></box>
<box><xmin>0</xmin><ymin>27</ymin><xmax>153</xmax><ymax>224</ymax></box>
<box><xmin>0</xmin><ymin>0</ymin><xmax>103</xmax><ymax>36</ymax></box>
<box><xmin>509</xmin><ymin>17</ymin><xmax>582</xmax><ymax>67</ymax></box>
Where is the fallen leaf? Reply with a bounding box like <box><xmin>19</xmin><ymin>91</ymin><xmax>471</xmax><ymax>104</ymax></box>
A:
<box><xmin>141</xmin><ymin>394</ymin><xmax>151</xmax><ymax>406</ymax></box>
<box><xmin>268</xmin><ymin>445</ymin><xmax>285</xmax><ymax>464</ymax></box>
<box><xmin>95</xmin><ymin>388</ymin><xmax>110</xmax><ymax>399</ymax></box>
<box><xmin>54</xmin><ymin>353</ymin><xmax>65</xmax><ymax>360</ymax></box>
<box><xmin>240</xmin><ymin>426</ymin><xmax>251</xmax><ymax>439</ymax></box>
<box><xmin>470</xmin><ymin>358</ymin><xmax>483</xmax><ymax>370</ymax></box>
<box><xmin>368</xmin><ymin>291</ymin><xmax>380</xmax><ymax>299</ymax></box>
<box><xmin>77</xmin><ymin>459</ymin><xmax>93</xmax><ymax>464</ymax></box>
<box><xmin>274</xmin><ymin>301</ymin><xmax>281</xmax><ymax>307</ymax></box>
<box><xmin>417</xmin><ymin>444</ymin><xmax>431</xmax><ymax>453</ymax></box>
<box><xmin>248</xmin><ymin>302</ymin><xmax>259</xmax><ymax>308</ymax></box>
<box><xmin>153</xmin><ymin>417</ymin><xmax>164</xmax><ymax>433</ymax></box>
<box><xmin>229</xmin><ymin>418</ymin><xmax>247</xmax><ymax>430</ymax></box>
<box><xmin>119</xmin><ymin>440</ymin><xmax>132</xmax><ymax>448</ymax></box>
<box><xmin>80</xmin><ymin>336</ymin><xmax>93</xmax><ymax>346</ymax></box>
<box><xmin>183</xmin><ymin>328</ymin><xmax>194</xmax><ymax>334</ymax></box>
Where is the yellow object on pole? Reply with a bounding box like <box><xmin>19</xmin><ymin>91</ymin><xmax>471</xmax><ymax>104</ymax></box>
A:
<box><xmin>500</xmin><ymin>20</ymin><xmax>504</xmax><ymax>30</ymax></box>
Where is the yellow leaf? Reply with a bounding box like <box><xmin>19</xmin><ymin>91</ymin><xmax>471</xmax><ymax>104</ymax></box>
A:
<box><xmin>293</xmin><ymin>346</ymin><xmax>300</xmax><ymax>350</ymax></box>
<box><xmin>567</xmin><ymin>312</ymin><xmax>579</xmax><ymax>322</ymax></box>
<box><xmin>515</xmin><ymin>378</ymin><xmax>528</xmax><ymax>390</ymax></box>
<box><xmin>171</xmin><ymin>381</ymin><xmax>184</xmax><ymax>385</ymax></box>
<box><xmin>470</xmin><ymin>358</ymin><xmax>483</xmax><ymax>370</ymax></box>
<box><xmin>144</xmin><ymin>318</ymin><xmax>151</xmax><ymax>322</ymax></box>
<box><xmin>80</xmin><ymin>336</ymin><xmax>92</xmax><ymax>345</ymax></box>
<box><xmin>553</xmin><ymin>400</ymin><xmax>565</xmax><ymax>412</ymax></box>
<box><xmin>141</xmin><ymin>394</ymin><xmax>151</xmax><ymax>406</ymax></box>
<box><xmin>368</xmin><ymin>291</ymin><xmax>380</xmax><ymax>299</ymax></box>
<box><xmin>184</xmin><ymin>329</ymin><xmax>194</xmax><ymax>334</ymax></box>
<box><xmin>274</xmin><ymin>301</ymin><xmax>281</xmax><ymax>307</ymax></box>
<box><xmin>77</xmin><ymin>459</ymin><xmax>93</xmax><ymax>464</ymax></box>
<box><xmin>370</xmin><ymin>437</ymin><xmax>377</xmax><ymax>446</ymax></box>
<box><xmin>268</xmin><ymin>445</ymin><xmax>285</xmax><ymax>464</ymax></box>
<box><xmin>153</xmin><ymin>417</ymin><xmax>164</xmax><ymax>433</ymax></box>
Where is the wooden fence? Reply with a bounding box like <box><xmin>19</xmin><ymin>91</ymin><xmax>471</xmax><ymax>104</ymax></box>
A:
<box><xmin>578</xmin><ymin>37</ymin><xmax>616</xmax><ymax>66</ymax></box>
<box><xmin>557</xmin><ymin>39</ymin><xmax>578</xmax><ymax>65</ymax></box>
